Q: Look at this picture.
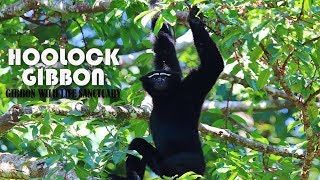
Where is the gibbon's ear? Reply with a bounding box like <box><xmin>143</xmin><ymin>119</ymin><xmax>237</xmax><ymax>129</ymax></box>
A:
<box><xmin>139</xmin><ymin>72</ymin><xmax>153</xmax><ymax>82</ymax></box>
<box><xmin>139</xmin><ymin>75</ymin><xmax>147</xmax><ymax>82</ymax></box>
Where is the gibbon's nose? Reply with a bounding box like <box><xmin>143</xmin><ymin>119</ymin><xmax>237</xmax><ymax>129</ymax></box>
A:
<box><xmin>154</xmin><ymin>78</ymin><xmax>167</xmax><ymax>91</ymax></box>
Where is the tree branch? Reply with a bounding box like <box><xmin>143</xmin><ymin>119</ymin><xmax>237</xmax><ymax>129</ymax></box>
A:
<box><xmin>0</xmin><ymin>0</ymin><xmax>113</xmax><ymax>22</ymax></box>
<box><xmin>202</xmin><ymin>100</ymin><xmax>297</xmax><ymax>112</ymax></box>
<box><xmin>20</xmin><ymin>15</ymin><xmax>58</xmax><ymax>26</ymax></box>
<box><xmin>2</xmin><ymin>99</ymin><xmax>319</xmax><ymax>134</ymax></box>
<box><xmin>0</xmin><ymin>153</ymin><xmax>79</xmax><ymax>179</ymax></box>
<box><xmin>199</xmin><ymin>124</ymin><xmax>305</xmax><ymax>159</ymax></box>
<box><xmin>0</xmin><ymin>0</ymin><xmax>189</xmax><ymax>23</ymax></box>
<box><xmin>0</xmin><ymin>0</ymin><xmax>38</xmax><ymax>22</ymax></box>
<box><xmin>305</xmin><ymin>88</ymin><xmax>320</xmax><ymax>105</ymax></box>
<box><xmin>1</xmin><ymin>99</ymin><xmax>311</xmax><ymax>131</ymax></box>
<box><xmin>1</xmin><ymin>102</ymin><xmax>318</xmax><ymax>160</ymax></box>
<box><xmin>301</xmin><ymin>106</ymin><xmax>316</xmax><ymax>180</ymax></box>
<box><xmin>220</xmin><ymin>73</ymin><xmax>292</xmax><ymax>100</ymax></box>
<box><xmin>0</xmin><ymin>105</ymin><xmax>22</xmax><ymax>134</ymax></box>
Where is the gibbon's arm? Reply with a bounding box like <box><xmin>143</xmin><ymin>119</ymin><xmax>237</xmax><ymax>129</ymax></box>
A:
<box><xmin>151</xmin><ymin>17</ymin><xmax>182</xmax><ymax>74</ymax></box>
<box><xmin>182</xmin><ymin>11</ymin><xmax>224</xmax><ymax>97</ymax></box>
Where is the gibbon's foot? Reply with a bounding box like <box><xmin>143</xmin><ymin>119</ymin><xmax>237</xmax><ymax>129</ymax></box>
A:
<box><xmin>108</xmin><ymin>174</ymin><xmax>126</xmax><ymax>180</ymax></box>
<box><xmin>109</xmin><ymin>171</ymin><xmax>141</xmax><ymax>180</ymax></box>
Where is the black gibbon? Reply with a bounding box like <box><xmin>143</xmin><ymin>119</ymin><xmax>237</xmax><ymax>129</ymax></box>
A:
<box><xmin>111</xmin><ymin>5</ymin><xmax>224</xmax><ymax>180</ymax></box>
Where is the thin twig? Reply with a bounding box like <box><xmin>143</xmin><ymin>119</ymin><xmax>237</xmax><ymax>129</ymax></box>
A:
<box><xmin>73</xmin><ymin>18</ymin><xmax>88</xmax><ymax>50</ymax></box>
<box><xmin>300</xmin><ymin>106</ymin><xmax>315</xmax><ymax>180</ymax></box>
<box><xmin>298</xmin><ymin>0</ymin><xmax>305</xmax><ymax>20</ymax></box>
<box><xmin>305</xmin><ymin>89</ymin><xmax>320</xmax><ymax>105</ymax></box>
<box><xmin>281</xmin><ymin>50</ymin><xmax>295</xmax><ymax>70</ymax></box>
<box><xmin>227</xmin><ymin>116</ymin><xmax>254</xmax><ymax>134</ymax></box>
<box><xmin>302</xmin><ymin>36</ymin><xmax>320</xmax><ymax>45</ymax></box>
<box><xmin>259</xmin><ymin>44</ymin><xmax>301</xmax><ymax>105</ymax></box>
<box><xmin>20</xmin><ymin>15</ymin><xmax>58</xmax><ymax>26</ymax></box>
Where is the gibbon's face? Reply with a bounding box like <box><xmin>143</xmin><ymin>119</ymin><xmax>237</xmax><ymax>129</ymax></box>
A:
<box><xmin>140</xmin><ymin>70</ymin><xmax>181</xmax><ymax>96</ymax></box>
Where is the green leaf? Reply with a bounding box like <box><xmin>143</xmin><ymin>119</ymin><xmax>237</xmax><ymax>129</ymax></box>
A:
<box><xmin>65</xmin><ymin>162</ymin><xmax>75</xmax><ymax>173</ymax></box>
<box><xmin>250</xmin><ymin>46</ymin><xmax>263</xmax><ymax>62</ymax></box>
<box><xmin>105</xmin><ymin>9</ymin><xmax>115</xmax><ymax>23</ymax></box>
<box><xmin>244</xmin><ymin>34</ymin><xmax>256</xmax><ymax>50</ymax></box>
<box><xmin>132</xmin><ymin>121</ymin><xmax>148</xmax><ymax>137</ymax></box>
<box><xmin>230</xmin><ymin>114</ymin><xmax>248</xmax><ymax>125</ymax></box>
<box><xmin>256</xmin><ymin>27</ymin><xmax>270</xmax><ymax>41</ymax></box>
<box><xmin>6</xmin><ymin>132</ymin><xmax>21</xmax><ymax>149</ymax></box>
<box><xmin>75</xmin><ymin>166</ymin><xmax>91</xmax><ymax>178</ymax></box>
<box><xmin>162</xmin><ymin>9</ymin><xmax>176</xmax><ymax>26</ymax></box>
<box><xmin>141</xmin><ymin>10</ymin><xmax>158</xmax><ymax>28</ymax></box>
<box><xmin>134</xmin><ymin>9</ymin><xmax>153</xmax><ymax>24</ymax></box>
<box><xmin>192</xmin><ymin>0</ymin><xmax>207</xmax><ymax>5</ymax></box>
<box><xmin>245</xmin><ymin>76</ymin><xmax>258</xmax><ymax>91</ymax></box>
<box><xmin>212</xmin><ymin>119</ymin><xmax>225</xmax><ymax>127</ymax></box>
<box><xmin>294</xmin><ymin>141</ymin><xmax>308</xmax><ymax>149</ymax></box>
<box><xmin>89</xmin><ymin>98</ymin><xmax>98</xmax><ymax>112</ymax></box>
<box><xmin>67</xmin><ymin>146</ymin><xmax>79</xmax><ymax>155</ymax></box>
<box><xmin>46</xmin><ymin>167</ymin><xmax>61</xmax><ymax>178</ymax></box>
<box><xmin>120</xmin><ymin>28</ymin><xmax>131</xmax><ymax>49</ymax></box>
<box><xmin>251</xmin><ymin>131</ymin><xmax>266</xmax><ymax>140</ymax></box>
<box><xmin>40</xmin><ymin>123</ymin><xmax>51</xmax><ymax>135</ymax></box>
<box><xmin>115</xmin><ymin>9</ymin><xmax>123</xmax><ymax>17</ymax></box>
<box><xmin>33</xmin><ymin>25</ymin><xmax>60</xmax><ymax>43</ymax></box>
<box><xmin>216</xmin><ymin>165</ymin><xmax>236</xmax><ymax>173</ymax></box>
<box><xmin>112</xmin><ymin>151</ymin><xmax>126</xmax><ymax>164</ymax></box>
<box><xmin>290</xmin><ymin>170</ymin><xmax>301</xmax><ymax>179</ymax></box>
<box><xmin>221</xmin><ymin>28</ymin><xmax>242</xmax><ymax>48</ymax></box>
<box><xmin>153</xmin><ymin>15</ymin><xmax>165</xmax><ymax>36</ymax></box>
<box><xmin>53</xmin><ymin>124</ymin><xmax>65</xmax><ymax>137</ymax></box>
<box><xmin>294</xmin><ymin>51</ymin><xmax>311</xmax><ymax>64</ymax></box>
<box><xmin>254</xmin><ymin>137</ymin><xmax>269</xmax><ymax>144</ymax></box>
<box><xmin>291</xmin><ymin>83</ymin><xmax>301</xmax><ymax>93</ymax></box>
<box><xmin>32</xmin><ymin>126</ymin><xmax>39</xmax><ymax>138</ymax></box>
<box><xmin>308</xmin><ymin>101</ymin><xmax>319</xmax><ymax>120</ymax></box>
<box><xmin>230</xmin><ymin>65</ymin><xmax>241</xmax><ymax>75</ymax></box>
<box><xmin>257</xmin><ymin>69</ymin><xmax>271</xmax><ymax>89</ymax></box>
<box><xmin>15</xmin><ymin>127</ymin><xmax>28</xmax><ymax>133</ymax></box>
<box><xmin>313</xmin><ymin>40</ymin><xmax>320</xmax><ymax>66</ymax></box>
<box><xmin>127</xmin><ymin>150</ymin><xmax>142</xmax><ymax>159</ymax></box>
<box><xmin>267</xmin><ymin>44</ymin><xmax>282</xmax><ymax>64</ymax></box>
<box><xmin>293</xmin><ymin>23</ymin><xmax>304</xmax><ymax>42</ymax></box>
<box><xmin>68</xmin><ymin>111</ymin><xmax>83</xmax><ymax>116</ymax></box>
<box><xmin>269</xmin><ymin>154</ymin><xmax>282</xmax><ymax>161</ymax></box>
<box><xmin>287</xmin><ymin>121</ymin><xmax>301</xmax><ymax>132</ymax></box>
<box><xmin>46</xmin><ymin>155</ymin><xmax>61</xmax><ymax>166</ymax></box>
<box><xmin>135</xmin><ymin>53</ymin><xmax>153</xmax><ymax>66</ymax></box>
<box><xmin>0</xmin><ymin>67</ymin><xmax>11</xmax><ymax>76</ymax></box>
<box><xmin>177</xmin><ymin>171</ymin><xmax>202</xmax><ymax>179</ymax></box>
<box><xmin>276</xmin><ymin>24</ymin><xmax>288</xmax><ymax>36</ymax></box>
<box><xmin>303</xmin><ymin>0</ymin><xmax>312</xmax><ymax>12</ymax></box>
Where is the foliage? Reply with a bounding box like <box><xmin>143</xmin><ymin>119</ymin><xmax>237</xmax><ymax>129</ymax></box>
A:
<box><xmin>0</xmin><ymin>0</ymin><xmax>319</xmax><ymax>179</ymax></box>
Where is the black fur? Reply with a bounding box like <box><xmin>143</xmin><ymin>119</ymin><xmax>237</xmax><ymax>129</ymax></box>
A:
<box><xmin>111</xmin><ymin>6</ymin><xmax>224</xmax><ymax>180</ymax></box>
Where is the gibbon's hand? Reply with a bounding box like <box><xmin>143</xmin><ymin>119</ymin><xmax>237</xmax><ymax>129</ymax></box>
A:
<box><xmin>188</xmin><ymin>6</ymin><xmax>202</xmax><ymax>23</ymax></box>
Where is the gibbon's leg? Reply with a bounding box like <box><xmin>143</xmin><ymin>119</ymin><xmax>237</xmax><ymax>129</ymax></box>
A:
<box><xmin>126</xmin><ymin>138</ymin><xmax>162</xmax><ymax>179</ymax></box>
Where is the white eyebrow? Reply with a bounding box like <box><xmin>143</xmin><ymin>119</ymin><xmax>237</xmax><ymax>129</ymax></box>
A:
<box><xmin>148</xmin><ymin>73</ymin><xmax>160</xmax><ymax>78</ymax></box>
<box><xmin>160</xmin><ymin>73</ymin><xmax>171</xmax><ymax>76</ymax></box>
